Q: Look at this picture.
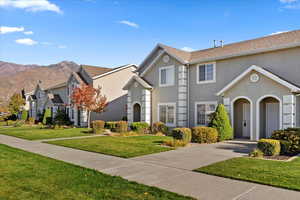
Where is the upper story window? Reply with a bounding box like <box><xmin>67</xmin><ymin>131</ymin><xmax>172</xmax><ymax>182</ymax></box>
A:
<box><xmin>159</xmin><ymin>66</ymin><xmax>175</xmax><ymax>87</ymax></box>
<box><xmin>197</xmin><ymin>62</ymin><xmax>216</xmax><ymax>84</ymax></box>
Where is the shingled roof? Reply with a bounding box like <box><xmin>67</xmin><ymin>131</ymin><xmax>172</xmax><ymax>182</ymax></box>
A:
<box><xmin>158</xmin><ymin>29</ymin><xmax>300</xmax><ymax>64</ymax></box>
<box><xmin>81</xmin><ymin>65</ymin><xmax>113</xmax><ymax>78</ymax></box>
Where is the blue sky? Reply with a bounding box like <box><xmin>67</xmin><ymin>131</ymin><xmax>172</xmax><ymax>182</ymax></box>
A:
<box><xmin>1</xmin><ymin>0</ymin><xmax>300</xmax><ymax>67</ymax></box>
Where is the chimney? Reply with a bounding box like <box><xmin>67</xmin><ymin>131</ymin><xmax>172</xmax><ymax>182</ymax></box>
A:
<box><xmin>220</xmin><ymin>40</ymin><xmax>224</xmax><ymax>48</ymax></box>
<box><xmin>213</xmin><ymin>40</ymin><xmax>217</xmax><ymax>48</ymax></box>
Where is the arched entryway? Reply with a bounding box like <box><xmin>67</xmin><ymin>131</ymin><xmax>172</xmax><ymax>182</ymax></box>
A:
<box><xmin>133</xmin><ymin>103</ymin><xmax>141</xmax><ymax>122</ymax></box>
<box><xmin>257</xmin><ymin>95</ymin><xmax>281</xmax><ymax>139</ymax></box>
<box><xmin>232</xmin><ymin>97</ymin><xmax>252</xmax><ymax>139</ymax></box>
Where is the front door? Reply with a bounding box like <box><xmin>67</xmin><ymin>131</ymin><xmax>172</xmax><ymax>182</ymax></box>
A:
<box><xmin>242</xmin><ymin>103</ymin><xmax>250</xmax><ymax>138</ymax></box>
<box><xmin>266</xmin><ymin>103</ymin><xmax>279</xmax><ymax>138</ymax></box>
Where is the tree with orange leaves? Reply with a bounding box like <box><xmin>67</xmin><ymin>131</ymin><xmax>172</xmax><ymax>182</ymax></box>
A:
<box><xmin>71</xmin><ymin>84</ymin><xmax>108</xmax><ymax>128</ymax></box>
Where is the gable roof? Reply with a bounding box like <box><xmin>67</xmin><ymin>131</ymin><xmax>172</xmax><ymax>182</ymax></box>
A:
<box><xmin>123</xmin><ymin>75</ymin><xmax>153</xmax><ymax>90</ymax></box>
<box><xmin>216</xmin><ymin>65</ymin><xmax>300</xmax><ymax>96</ymax></box>
<box><xmin>81</xmin><ymin>65</ymin><xmax>113</xmax><ymax>78</ymax></box>
<box><xmin>47</xmin><ymin>93</ymin><xmax>64</xmax><ymax>104</ymax></box>
<box><xmin>44</xmin><ymin>82</ymin><xmax>67</xmax><ymax>91</ymax></box>
<box><xmin>139</xmin><ymin>29</ymin><xmax>300</xmax><ymax>74</ymax></box>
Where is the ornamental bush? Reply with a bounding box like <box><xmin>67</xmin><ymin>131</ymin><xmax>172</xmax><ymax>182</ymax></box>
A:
<box><xmin>280</xmin><ymin>140</ymin><xmax>292</xmax><ymax>155</ymax></box>
<box><xmin>92</xmin><ymin>120</ymin><xmax>105</xmax><ymax>134</ymax></box>
<box><xmin>257</xmin><ymin>139</ymin><xmax>281</xmax><ymax>156</ymax></box>
<box><xmin>42</xmin><ymin>109</ymin><xmax>52</xmax><ymax>125</ymax></box>
<box><xmin>115</xmin><ymin>121</ymin><xmax>128</xmax><ymax>133</ymax></box>
<box><xmin>53</xmin><ymin>110</ymin><xmax>72</xmax><ymax>126</ymax></box>
<box><xmin>249</xmin><ymin>148</ymin><xmax>264</xmax><ymax>158</ymax></box>
<box><xmin>271</xmin><ymin>129</ymin><xmax>300</xmax><ymax>154</ymax></box>
<box><xmin>130</xmin><ymin>122</ymin><xmax>150</xmax><ymax>134</ymax></box>
<box><xmin>28</xmin><ymin>117</ymin><xmax>35</xmax><ymax>125</ymax></box>
<box><xmin>21</xmin><ymin>110</ymin><xmax>28</xmax><ymax>121</ymax></box>
<box><xmin>209</xmin><ymin>104</ymin><xmax>233</xmax><ymax>141</ymax></box>
<box><xmin>105</xmin><ymin>121</ymin><xmax>118</xmax><ymax>131</ymax></box>
<box><xmin>152</xmin><ymin>122</ymin><xmax>168</xmax><ymax>135</ymax></box>
<box><xmin>172</xmin><ymin>128</ymin><xmax>192</xmax><ymax>143</ymax></box>
<box><xmin>191</xmin><ymin>126</ymin><xmax>218</xmax><ymax>144</ymax></box>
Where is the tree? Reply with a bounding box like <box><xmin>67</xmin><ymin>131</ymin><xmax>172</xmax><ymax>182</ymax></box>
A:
<box><xmin>209</xmin><ymin>104</ymin><xmax>233</xmax><ymax>141</ymax></box>
<box><xmin>42</xmin><ymin>108</ymin><xmax>52</xmax><ymax>125</ymax></box>
<box><xmin>71</xmin><ymin>84</ymin><xmax>108</xmax><ymax>128</ymax></box>
<box><xmin>8</xmin><ymin>93</ymin><xmax>25</xmax><ymax>116</ymax></box>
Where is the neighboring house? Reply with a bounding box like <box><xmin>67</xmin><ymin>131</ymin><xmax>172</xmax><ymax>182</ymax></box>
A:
<box><xmin>66</xmin><ymin>64</ymin><xmax>137</xmax><ymax>127</ymax></box>
<box><xmin>123</xmin><ymin>29</ymin><xmax>300</xmax><ymax>141</ymax></box>
<box><xmin>28</xmin><ymin>82</ymin><xmax>68</xmax><ymax>120</ymax></box>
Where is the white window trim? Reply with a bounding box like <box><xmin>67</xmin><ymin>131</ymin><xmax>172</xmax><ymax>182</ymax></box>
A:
<box><xmin>196</xmin><ymin>62</ymin><xmax>216</xmax><ymax>84</ymax></box>
<box><xmin>159</xmin><ymin>65</ymin><xmax>175</xmax><ymax>87</ymax></box>
<box><xmin>157</xmin><ymin>102</ymin><xmax>176</xmax><ymax>127</ymax></box>
<box><xmin>194</xmin><ymin>101</ymin><xmax>217</xmax><ymax>126</ymax></box>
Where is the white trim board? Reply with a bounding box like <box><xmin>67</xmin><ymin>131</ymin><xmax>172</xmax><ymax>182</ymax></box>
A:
<box><xmin>216</xmin><ymin>65</ymin><xmax>300</xmax><ymax>96</ymax></box>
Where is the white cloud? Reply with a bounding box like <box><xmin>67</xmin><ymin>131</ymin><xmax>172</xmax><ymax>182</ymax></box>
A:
<box><xmin>270</xmin><ymin>30</ymin><xmax>288</xmax><ymax>35</ymax></box>
<box><xmin>15</xmin><ymin>38</ymin><xmax>38</xmax><ymax>45</ymax></box>
<box><xmin>181</xmin><ymin>47</ymin><xmax>194</xmax><ymax>52</ymax></box>
<box><xmin>58</xmin><ymin>45</ymin><xmax>66</xmax><ymax>49</ymax></box>
<box><xmin>0</xmin><ymin>26</ymin><xmax>24</xmax><ymax>34</ymax></box>
<box><xmin>280</xmin><ymin>0</ymin><xmax>297</xmax><ymax>3</ymax></box>
<box><xmin>0</xmin><ymin>0</ymin><xmax>62</xmax><ymax>13</ymax></box>
<box><xmin>23</xmin><ymin>31</ymin><xmax>33</xmax><ymax>35</ymax></box>
<box><xmin>118</xmin><ymin>20</ymin><xmax>139</xmax><ymax>28</ymax></box>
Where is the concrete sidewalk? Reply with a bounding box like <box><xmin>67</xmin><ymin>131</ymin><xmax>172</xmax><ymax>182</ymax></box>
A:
<box><xmin>0</xmin><ymin>135</ymin><xmax>299</xmax><ymax>200</ymax></box>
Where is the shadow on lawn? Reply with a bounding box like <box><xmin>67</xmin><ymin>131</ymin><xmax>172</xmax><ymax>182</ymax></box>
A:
<box><xmin>215</xmin><ymin>140</ymin><xmax>257</xmax><ymax>154</ymax></box>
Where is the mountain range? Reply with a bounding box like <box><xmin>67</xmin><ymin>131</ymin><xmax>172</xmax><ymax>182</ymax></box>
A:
<box><xmin>0</xmin><ymin>61</ymin><xmax>80</xmax><ymax>103</ymax></box>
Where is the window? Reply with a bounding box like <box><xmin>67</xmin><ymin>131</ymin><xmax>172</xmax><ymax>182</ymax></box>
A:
<box><xmin>195</xmin><ymin>101</ymin><xmax>217</xmax><ymax>126</ymax></box>
<box><xmin>159</xmin><ymin>66</ymin><xmax>175</xmax><ymax>87</ymax></box>
<box><xmin>197</xmin><ymin>62</ymin><xmax>216</xmax><ymax>84</ymax></box>
<box><xmin>158</xmin><ymin>103</ymin><xmax>176</xmax><ymax>126</ymax></box>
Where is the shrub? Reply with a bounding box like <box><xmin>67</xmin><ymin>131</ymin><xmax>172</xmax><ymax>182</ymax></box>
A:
<box><xmin>152</xmin><ymin>122</ymin><xmax>168</xmax><ymax>135</ymax></box>
<box><xmin>54</xmin><ymin>110</ymin><xmax>72</xmax><ymax>126</ymax></box>
<box><xmin>249</xmin><ymin>148</ymin><xmax>264</xmax><ymax>158</ymax></box>
<box><xmin>271</xmin><ymin>129</ymin><xmax>300</xmax><ymax>154</ymax></box>
<box><xmin>191</xmin><ymin>127</ymin><xmax>218</xmax><ymax>144</ymax></box>
<box><xmin>14</xmin><ymin>120</ymin><xmax>25</xmax><ymax>127</ymax></box>
<box><xmin>279</xmin><ymin>140</ymin><xmax>292</xmax><ymax>155</ymax></box>
<box><xmin>28</xmin><ymin>117</ymin><xmax>35</xmax><ymax>125</ymax></box>
<box><xmin>42</xmin><ymin>109</ymin><xmax>52</xmax><ymax>125</ymax></box>
<box><xmin>21</xmin><ymin>110</ymin><xmax>28</xmax><ymax>121</ymax></box>
<box><xmin>105</xmin><ymin>121</ymin><xmax>118</xmax><ymax>131</ymax></box>
<box><xmin>172</xmin><ymin>128</ymin><xmax>192</xmax><ymax>143</ymax></box>
<box><xmin>257</xmin><ymin>139</ymin><xmax>281</xmax><ymax>156</ymax></box>
<box><xmin>130</xmin><ymin>122</ymin><xmax>150</xmax><ymax>134</ymax></box>
<box><xmin>92</xmin><ymin>120</ymin><xmax>105</xmax><ymax>134</ymax></box>
<box><xmin>164</xmin><ymin>139</ymin><xmax>188</xmax><ymax>147</ymax></box>
<box><xmin>115</xmin><ymin>121</ymin><xmax>128</xmax><ymax>133</ymax></box>
<box><xmin>120</xmin><ymin>131</ymin><xmax>140</xmax><ymax>137</ymax></box>
<box><xmin>6</xmin><ymin>120</ymin><xmax>15</xmax><ymax>126</ymax></box>
<box><xmin>209</xmin><ymin>104</ymin><xmax>233</xmax><ymax>141</ymax></box>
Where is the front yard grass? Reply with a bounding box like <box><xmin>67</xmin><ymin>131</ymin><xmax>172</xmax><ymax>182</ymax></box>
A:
<box><xmin>0</xmin><ymin>144</ymin><xmax>193</xmax><ymax>200</ymax></box>
<box><xmin>195</xmin><ymin>157</ymin><xmax>300</xmax><ymax>191</ymax></box>
<box><xmin>0</xmin><ymin>126</ymin><xmax>91</xmax><ymax>140</ymax></box>
<box><xmin>47</xmin><ymin>135</ymin><xmax>174</xmax><ymax>158</ymax></box>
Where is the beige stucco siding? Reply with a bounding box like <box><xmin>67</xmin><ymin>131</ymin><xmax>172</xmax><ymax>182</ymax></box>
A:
<box><xmin>91</xmin><ymin>66</ymin><xmax>136</xmax><ymax>121</ymax></box>
<box><xmin>143</xmin><ymin>53</ymin><xmax>181</xmax><ymax>124</ymax></box>
<box><xmin>189</xmin><ymin>47</ymin><xmax>300</xmax><ymax>127</ymax></box>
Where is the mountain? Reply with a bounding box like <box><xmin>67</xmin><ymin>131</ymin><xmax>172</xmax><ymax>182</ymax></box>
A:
<box><xmin>0</xmin><ymin>61</ymin><xmax>80</xmax><ymax>103</ymax></box>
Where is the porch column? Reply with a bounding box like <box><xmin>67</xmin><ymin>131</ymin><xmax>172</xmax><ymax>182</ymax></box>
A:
<box><xmin>141</xmin><ymin>89</ymin><xmax>151</xmax><ymax>124</ymax></box>
<box><xmin>127</xmin><ymin>91</ymin><xmax>133</xmax><ymax>124</ymax></box>
<box><xmin>177</xmin><ymin>65</ymin><xmax>188</xmax><ymax>127</ymax></box>
<box><xmin>283</xmin><ymin>95</ymin><xmax>295</xmax><ymax>129</ymax></box>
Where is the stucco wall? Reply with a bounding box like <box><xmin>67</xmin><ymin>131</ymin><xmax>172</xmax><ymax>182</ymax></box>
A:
<box><xmin>47</xmin><ymin>86</ymin><xmax>67</xmax><ymax>104</ymax></box>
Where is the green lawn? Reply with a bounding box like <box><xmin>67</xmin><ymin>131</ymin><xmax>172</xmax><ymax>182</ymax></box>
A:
<box><xmin>0</xmin><ymin>144</ymin><xmax>193</xmax><ymax>200</ymax></box>
<box><xmin>0</xmin><ymin>126</ymin><xmax>91</xmax><ymax>140</ymax></box>
<box><xmin>195</xmin><ymin>157</ymin><xmax>300</xmax><ymax>191</ymax></box>
<box><xmin>47</xmin><ymin>135</ymin><xmax>174</xmax><ymax>158</ymax></box>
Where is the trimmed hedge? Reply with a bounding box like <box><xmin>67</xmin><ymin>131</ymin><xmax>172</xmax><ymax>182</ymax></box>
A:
<box><xmin>280</xmin><ymin>140</ymin><xmax>292</xmax><ymax>155</ymax></box>
<box><xmin>271</xmin><ymin>129</ymin><xmax>300</xmax><ymax>154</ymax></box>
<box><xmin>14</xmin><ymin>120</ymin><xmax>25</xmax><ymax>127</ymax></box>
<box><xmin>172</xmin><ymin>128</ymin><xmax>192</xmax><ymax>143</ymax></box>
<box><xmin>105</xmin><ymin>121</ymin><xmax>117</xmax><ymax>131</ymax></box>
<box><xmin>92</xmin><ymin>120</ymin><xmax>105</xmax><ymax>134</ymax></box>
<box><xmin>152</xmin><ymin>122</ymin><xmax>168</xmax><ymax>135</ymax></box>
<box><xmin>191</xmin><ymin>127</ymin><xmax>218</xmax><ymax>144</ymax></box>
<box><xmin>130</xmin><ymin>122</ymin><xmax>150</xmax><ymax>134</ymax></box>
<box><xmin>209</xmin><ymin>104</ymin><xmax>233</xmax><ymax>141</ymax></box>
<box><xmin>115</xmin><ymin>121</ymin><xmax>128</xmax><ymax>133</ymax></box>
<box><xmin>257</xmin><ymin>139</ymin><xmax>281</xmax><ymax>156</ymax></box>
<box><xmin>249</xmin><ymin>148</ymin><xmax>264</xmax><ymax>158</ymax></box>
<box><xmin>21</xmin><ymin>110</ymin><xmax>28</xmax><ymax>121</ymax></box>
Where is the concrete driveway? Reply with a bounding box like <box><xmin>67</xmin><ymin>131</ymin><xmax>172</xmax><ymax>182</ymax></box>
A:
<box><xmin>132</xmin><ymin>140</ymin><xmax>257</xmax><ymax>170</ymax></box>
